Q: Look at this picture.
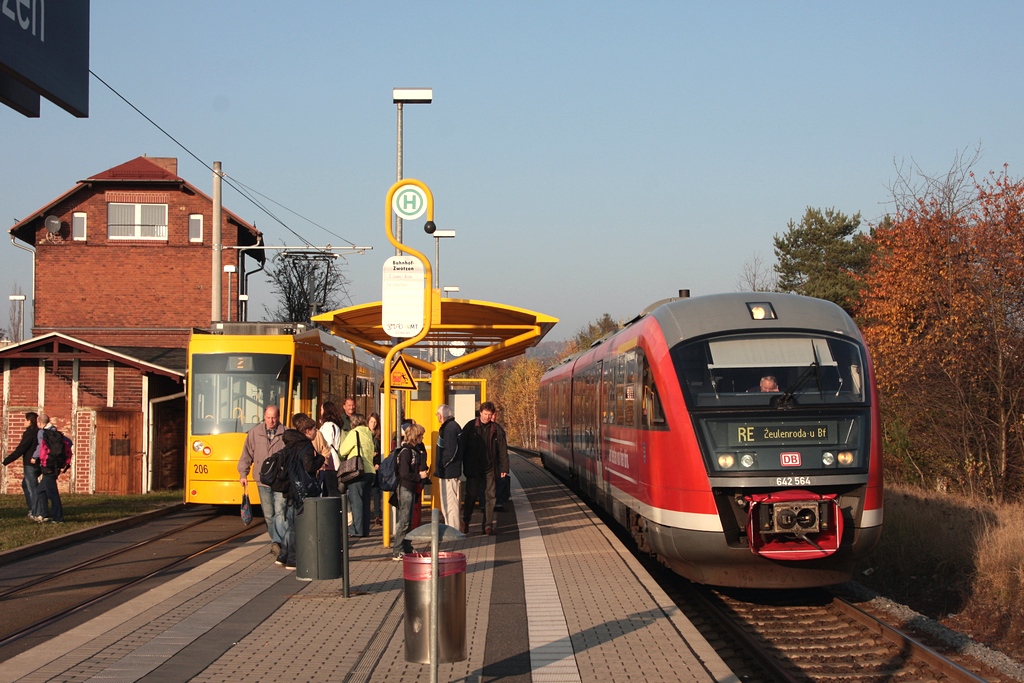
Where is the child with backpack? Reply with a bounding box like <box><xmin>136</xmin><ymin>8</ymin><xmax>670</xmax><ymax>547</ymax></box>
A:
<box><xmin>33</xmin><ymin>413</ymin><xmax>68</xmax><ymax>523</ymax></box>
<box><xmin>389</xmin><ymin>422</ymin><xmax>429</xmax><ymax>560</ymax></box>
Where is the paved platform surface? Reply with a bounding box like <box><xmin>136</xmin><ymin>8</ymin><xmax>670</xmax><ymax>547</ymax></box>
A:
<box><xmin>0</xmin><ymin>456</ymin><xmax>738</xmax><ymax>683</ymax></box>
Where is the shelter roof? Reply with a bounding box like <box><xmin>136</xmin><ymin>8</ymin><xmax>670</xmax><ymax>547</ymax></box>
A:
<box><xmin>313</xmin><ymin>296</ymin><xmax>558</xmax><ymax>374</ymax></box>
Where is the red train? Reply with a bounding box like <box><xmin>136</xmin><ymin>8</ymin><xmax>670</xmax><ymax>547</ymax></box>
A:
<box><xmin>537</xmin><ymin>293</ymin><xmax>883</xmax><ymax>588</ymax></box>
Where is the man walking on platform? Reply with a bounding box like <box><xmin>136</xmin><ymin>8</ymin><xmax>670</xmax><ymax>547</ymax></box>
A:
<box><xmin>434</xmin><ymin>404</ymin><xmax>462</xmax><ymax>529</ymax></box>
<box><xmin>460</xmin><ymin>402</ymin><xmax>508</xmax><ymax>535</ymax></box>
<box><xmin>237</xmin><ymin>405</ymin><xmax>286</xmax><ymax>558</ymax></box>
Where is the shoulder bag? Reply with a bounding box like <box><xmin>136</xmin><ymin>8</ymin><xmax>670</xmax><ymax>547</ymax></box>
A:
<box><xmin>337</xmin><ymin>432</ymin><xmax>364</xmax><ymax>485</ymax></box>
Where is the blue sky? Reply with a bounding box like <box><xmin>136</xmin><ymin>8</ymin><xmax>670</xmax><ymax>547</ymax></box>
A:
<box><xmin>3</xmin><ymin>2</ymin><xmax>1023</xmax><ymax>340</ymax></box>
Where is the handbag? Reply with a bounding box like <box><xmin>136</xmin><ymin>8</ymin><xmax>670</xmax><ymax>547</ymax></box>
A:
<box><xmin>337</xmin><ymin>432</ymin><xmax>365</xmax><ymax>485</ymax></box>
<box><xmin>240</xmin><ymin>485</ymin><xmax>253</xmax><ymax>526</ymax></box>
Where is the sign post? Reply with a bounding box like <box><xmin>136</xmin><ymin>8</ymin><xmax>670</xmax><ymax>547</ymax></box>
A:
<box><xmin>381</xmin><ymin>179</ymin><xmax>434</xmax><ymax>547</ymax></box>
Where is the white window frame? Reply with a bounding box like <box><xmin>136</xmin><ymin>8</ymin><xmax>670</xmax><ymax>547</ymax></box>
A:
<box><xmin>107</xmin><ymin>203</ymin><xmax>168</xmax><ymax>240</ymax></box>
<box><xmin>189</xmin><ymin>214</ymin><xmax>203</xmax><ymax>242</ymax></box>
<box><xmin>72</xmin><ymin>212</ymin><xmax>87</xmax><ymax>241</ymax></box>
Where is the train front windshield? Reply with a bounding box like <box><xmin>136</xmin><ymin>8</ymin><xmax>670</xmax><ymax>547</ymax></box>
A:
<box><xmin>673</xmin><ymin>334</ymin><xmax>867</xmax><ymax>408</ymax></box>
<box><xmin>190</xmin><ymin>353</ymin><xmax>289</xmax><ymax>435</ymax></box>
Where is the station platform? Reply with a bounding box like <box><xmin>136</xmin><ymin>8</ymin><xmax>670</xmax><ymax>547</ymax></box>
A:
<box><xmin>0</xmin><ymin>456</ymin><xmax>738</xmax><ymax>683</ymax></box>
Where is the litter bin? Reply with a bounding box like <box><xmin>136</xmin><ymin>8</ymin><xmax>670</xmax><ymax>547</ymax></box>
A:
<box><xmin>295</xmin><ymin>496</ymin><xmax>342</xmax><ymax>580</ymax></box>
<box><xmin>403</xmin><ymin>552</ymin><xmax>467</xmax><ymax>663</ymax></box>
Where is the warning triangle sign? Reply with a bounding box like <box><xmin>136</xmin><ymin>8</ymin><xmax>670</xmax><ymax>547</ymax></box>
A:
<box><xmin>388</xmin><ymin>355</ymin><xmax>418</xmax><ymax>391</ymax></box>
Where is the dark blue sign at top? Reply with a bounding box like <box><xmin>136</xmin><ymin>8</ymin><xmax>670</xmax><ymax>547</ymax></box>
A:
<box><xmin>0</xmin><ymin>0</ymin><xmax>90</xmax><ymax>117</ymax></box>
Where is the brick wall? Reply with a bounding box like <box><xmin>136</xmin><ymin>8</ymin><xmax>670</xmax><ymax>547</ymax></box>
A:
<box><xmin>31</xmin><ymin>188</ymin><xmax>245</xmax><ymax>344</ymax></box>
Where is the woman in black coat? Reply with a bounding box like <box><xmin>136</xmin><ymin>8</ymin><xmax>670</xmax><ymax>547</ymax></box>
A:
<box><xmin>2</xmin><ymin>412</ymin><xmax>40</xmax><ymax>518</ymax></box>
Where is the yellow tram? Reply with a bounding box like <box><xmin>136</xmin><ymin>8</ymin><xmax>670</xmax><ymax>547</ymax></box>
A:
<box><xmin>185</xmin><ymin>326</ymin><xmax>382</xmax><ymax>505</ymax></box>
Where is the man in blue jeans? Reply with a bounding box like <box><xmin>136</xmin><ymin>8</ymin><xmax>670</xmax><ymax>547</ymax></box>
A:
<box><xmin>237</xmin><ymin>405</ymin><xmax>286</xmax><ymax>557</ymax></box>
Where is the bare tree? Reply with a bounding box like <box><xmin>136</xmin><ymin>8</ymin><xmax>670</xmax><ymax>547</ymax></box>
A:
<box><xmin>262</xmin><ymin>252</ymin><xmax>350</xmax><ymax>325</ymax></box>
<box><xmin>736</xmin><ymin>252</ymin><xmax>779</xmax><ymax>292</ymax></box>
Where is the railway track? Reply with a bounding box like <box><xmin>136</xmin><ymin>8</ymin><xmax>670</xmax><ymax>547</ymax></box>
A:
<box><xmin>0</xmin><ymin>506</ymin><xmax>265</xmax><ymax>657</ymax></box>
<box><xmin>511</xmin><ymin>448</ymin><xmax>1016</xmax><ymax>682</ymax></box>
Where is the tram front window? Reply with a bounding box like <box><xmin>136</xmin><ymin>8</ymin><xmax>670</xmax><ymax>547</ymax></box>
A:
<box><xmin>191</xmin><ymin>353</ymin><xmax>289</xmax><ymax>435</ymax></box>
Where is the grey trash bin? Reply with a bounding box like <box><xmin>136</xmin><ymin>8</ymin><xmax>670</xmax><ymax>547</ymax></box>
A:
<box><xmin>403</xmin><ymin>552</ymin><xmax>467</xmax><ymax>663</ymax></box>
<box><xmin>295</xmin><ymin>496</ymin><xmax>342</xmax><ymax>580</ymax></box>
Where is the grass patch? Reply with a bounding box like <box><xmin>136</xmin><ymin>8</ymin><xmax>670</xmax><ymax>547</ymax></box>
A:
<box><xmin>0</xmin><ymin>491</ymin><xmax>183</xmax><ymax>553</ymax></box>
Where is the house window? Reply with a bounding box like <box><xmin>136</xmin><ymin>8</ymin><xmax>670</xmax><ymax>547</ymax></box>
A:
<box><xmin>72</xmin><ymin>212</ymin><xmax>87</xmax><ymax>241</ymax></box>
<box><xmin>189</xmin><ymin>214</ymin><xmax>203</xmax><ymax>242</ymax></box>
<box><xmin>107</xmin><ymin>203</ymin><xmax>168</xmax><ymax>240</ymax></box>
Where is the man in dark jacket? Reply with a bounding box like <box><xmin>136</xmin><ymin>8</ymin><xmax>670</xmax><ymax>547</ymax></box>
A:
<box><xmin>434</xmin><ymin>404</ymin><xmax>462</xmax><ymax>530</ymax></box>
<box><xmin>3</xmin><ymin>412</ymin><xmax>40</xmax><ymax>519</ymax></box>
<box><xmin>460</xmin><ymin>402</ymin><xmax>508</xmax><ymax>535</ymax></box>
<box><xmin>274</xmin><ymin>414</ymin><xmax>325</xmax><ymax>570</ymax></box>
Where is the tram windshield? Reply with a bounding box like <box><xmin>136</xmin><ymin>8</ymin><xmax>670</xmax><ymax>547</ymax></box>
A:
<box><xmin>190</xmin><ymin>353</ymin><xmax>289</xmax><ymax>435</ymax></box>
<box><xmin>671</xmin><ymin>334</ymin><xmax>867</xmax><ymax>408</ymax></box>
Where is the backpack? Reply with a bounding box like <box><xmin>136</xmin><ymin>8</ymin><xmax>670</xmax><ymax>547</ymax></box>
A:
<box><xmin>41</xmin><ymin>429</ymin><xmax>71</xmax><ymax>472</ymax></box>
<box><xmin>286</xmin><ymin>444</ymin><xmax>321</xmax><ymax>502</ymax></box>
<box><xmin>377</xmin><ymin>446</ymin><xmax>401</xmax><ymax>492</ymax></box>
<box><xmin>259</xmin><ymin>450</ymin><xmax>288</xmax><ymax>489</ymax></box>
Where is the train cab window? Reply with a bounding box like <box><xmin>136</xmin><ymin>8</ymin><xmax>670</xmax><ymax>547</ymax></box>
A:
<box><xmin>190</xmin><ymin>353</ymin><xmax>289</xmax><ymax>435</ymax></box>
<box><xmin>671</xmin><ymin>334</ymin><xmax>868</xmax><ymax>408</ymax></box>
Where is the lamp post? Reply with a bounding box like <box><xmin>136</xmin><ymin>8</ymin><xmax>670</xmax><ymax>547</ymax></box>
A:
<box><xmin>431</xmin><ymin>229</ymin><xmax>456</xmax><ymax>290</ymax></box>
<box><xmin>8</xmin><ymin>294</ymin><xmax>26</xmax><ymax>342</ymax></box>
<box><xmin>238</xmin><ymin>294</ymin><xmax>249</xmax><ymax>322</ymax></box>
<box><xmin>392</xmin><ymin>87</ymin><xmax>432</xmax><ymax>251</ymax></box>
<box><xmin>223</xmin><ymin>265</ymin><xmax>236</xmax><ymax>322</ymax></box>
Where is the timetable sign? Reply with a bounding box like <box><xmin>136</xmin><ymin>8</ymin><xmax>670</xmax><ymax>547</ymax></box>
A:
<box><xmin>382</xmin><ymin>255</ymin><xmax>425</xmax><ymax>338</ymax></box>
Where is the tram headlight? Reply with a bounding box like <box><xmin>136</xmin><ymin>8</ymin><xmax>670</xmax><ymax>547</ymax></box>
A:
<box><xmin>718</xmin><ymin>454</ymin><xmax>735</xmax><ymax>469</ymax></box>
<box><xmin>740</xmin><ymin>453</ymin><xmax>756</xmax><ymax>468</ymax></box>
<box><xmin>837</xmin><ymin>450</ymin><xmax>855</xmax><ymax>466</ymax></box>
<box><xmin>822</xmin><ymin>451</ymin><xmax>835</xmax><ymax>466</ymax></box>
<box><xmin>192</xmin><ymin>440</ymin><xmax>205</xmax><ymax>452</ymax></box>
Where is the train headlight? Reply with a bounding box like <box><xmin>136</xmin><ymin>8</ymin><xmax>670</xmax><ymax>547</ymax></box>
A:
<box><xmin>740</xmin><ymin>453</ymin><xmax>756</xmax><ymax>468</ymax></box>
<box><xmin>837</xmin><ymin>450</ymin><xmax>855</xmax><ymax>466</ymax></box>
<box><xmin>822</xmin><ymin>451</ymin><xmax>835</xmax><ymax>466</ymax></box>
<box><xmin>718</xmin><ymin>454</ymin><xmax>735</xmax><ymax>469</ymax></box>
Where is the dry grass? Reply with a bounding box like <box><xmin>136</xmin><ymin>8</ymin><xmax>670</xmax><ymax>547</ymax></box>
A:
<box><xmin>0</xmin><ymin>491</ymin><xmax>182</xmax><ymax>553</ymax></box>
<box><xmin>858</xmin><ymin>484</ymin><xmax>1024</xmax><ymax>658</ymax></box>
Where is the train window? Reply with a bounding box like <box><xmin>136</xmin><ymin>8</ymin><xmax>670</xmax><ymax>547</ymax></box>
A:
<box><xmin>671</xmin><ymin>334</ymin><xmax>868</xmax><ymax>408</ymax></box>
<box><xmin>624</xmin><ymin>351</ymin><xmax>638</xmax><ymax>428</ymax></box>
<box><xmin>190</xmin><ymin>353</ymin><xmax>289</xmax><ymax>435</ymax></box>
<box><xmin>639</xmin><ymin>350</ymin><xmax>667</xmax><ymax>429</ymax></box>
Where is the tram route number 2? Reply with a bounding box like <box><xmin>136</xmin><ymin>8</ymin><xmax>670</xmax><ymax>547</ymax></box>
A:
<box><xmin>193</xmin><ymin>463</ymin><xmax>209</xmax><ymax>475</ymax></box>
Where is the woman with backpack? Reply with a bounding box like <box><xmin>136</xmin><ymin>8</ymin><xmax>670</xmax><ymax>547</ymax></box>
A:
<box><xmin>391</xmin><ymin>422</ymin><xmax>429</xmax><ymax>560</ymax></box>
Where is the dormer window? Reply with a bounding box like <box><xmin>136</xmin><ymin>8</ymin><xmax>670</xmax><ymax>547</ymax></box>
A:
<box><xmin>107</xmin><ymin>203</ymin><xmax>168</xmax><ymax>240</ymax></box>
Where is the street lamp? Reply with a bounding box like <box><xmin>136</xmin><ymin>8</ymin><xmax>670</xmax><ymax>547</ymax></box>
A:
<box><xmin>442</xmin><ymin>286</ymin><xmax>460</xmax><ymax>298</ymax></box>
<box><xmin>393</xmin><ymin>87</ymin><xmax>432</xmax><ymax>250</ymax></box>
<box><xmin>223</xmin><ymin>265</ymin><xmax>236</xmax><ymax>322</ymax></box>
<box><xmin>431</xmin><ymin>229</ymin><xmax>456</xmax><ymax>290</ymax></box>
<box><xmin>8</xmin><ymin>294</ymin><xmax>26</xmax><ymax>342</ymax></box>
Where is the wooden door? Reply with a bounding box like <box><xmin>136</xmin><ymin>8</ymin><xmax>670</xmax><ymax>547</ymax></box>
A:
<box><xmin>96</xmin><ymin>410</ymin><xmax>143</xmax><ymax>494</ymax></box>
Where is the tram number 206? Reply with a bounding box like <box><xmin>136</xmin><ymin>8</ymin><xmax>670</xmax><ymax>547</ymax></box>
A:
<box><xmin>193</xmin><ymin>463</ymin><xmax>209</xmax><ymax>475</ymax></box>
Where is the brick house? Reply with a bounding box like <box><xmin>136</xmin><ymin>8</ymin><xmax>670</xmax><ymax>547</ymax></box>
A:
<box><xmin>1</xmin><ymin>156</ymin><xmax>263</xmax><ymax>495</ymax></box>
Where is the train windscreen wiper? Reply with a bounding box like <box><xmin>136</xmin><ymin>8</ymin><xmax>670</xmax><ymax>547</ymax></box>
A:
<box><xmin>776</xmin><ymin>361</ymin><xmax>821</xmax><ymax>409</ymax></box>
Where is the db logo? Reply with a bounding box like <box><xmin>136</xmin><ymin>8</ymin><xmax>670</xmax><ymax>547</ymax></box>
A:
<box><xmin>781</xmin><ymin>452</ymin><xmax>802</xmax><ymax>467</ymax></box>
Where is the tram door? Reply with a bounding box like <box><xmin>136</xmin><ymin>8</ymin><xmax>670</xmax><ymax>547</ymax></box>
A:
<box><xmin>291</xmin><ymin>365</ymin><xmax>320</xmax><ymax>424</ymax></box>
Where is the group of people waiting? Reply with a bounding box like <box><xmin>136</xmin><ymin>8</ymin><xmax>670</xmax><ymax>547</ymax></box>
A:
<box><xmin>390</xmin><ymin>400</ymin><xmax>508</xmax><ymax>560</ymax></box>
<box><xmin>236</xmin><ymin>397</ymin><xmax>511</xmax><ymax>565</ymax></box>
<box><xmin>236</xmin><ymin>398</ymin><xmax>383</xmax><ymax>570</ymax></box>
<box><xmin>3</xmin><ymin>411</ymin><xmax>66</xmax><ymax>524</ymax></box>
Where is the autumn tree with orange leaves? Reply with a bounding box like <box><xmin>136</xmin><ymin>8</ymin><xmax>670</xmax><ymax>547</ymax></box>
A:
<box><xmin>860</xmin><ymin>165</ymin><xmax>1024</xmax><ymax>501</ymax></box>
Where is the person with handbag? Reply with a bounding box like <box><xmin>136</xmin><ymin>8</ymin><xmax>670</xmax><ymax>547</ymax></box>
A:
<box><xmin>336</xmin><ymin>413</ymin><xmax>376</xmax><ymax>537</ymax></box>
<box><xmin>317</xmin><ymin>402</ymin><xmax>344</xmax><ymax>497</ymax></box>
